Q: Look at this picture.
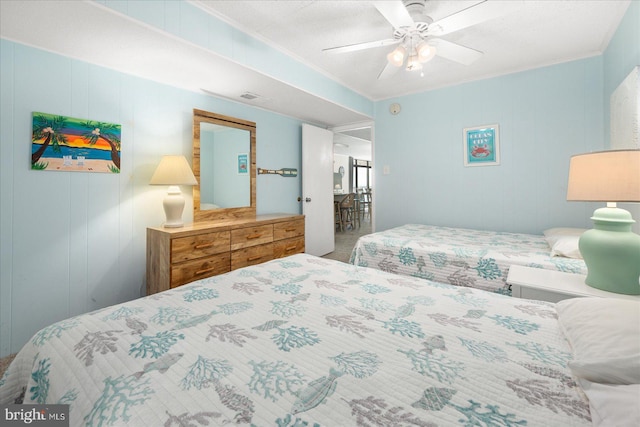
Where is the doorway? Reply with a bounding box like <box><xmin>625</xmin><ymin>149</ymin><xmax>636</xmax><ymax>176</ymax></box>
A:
<box><xmin>325</xmin><ymin>124</ymin><xmax>373</xmax><ymax>262</ymax></box>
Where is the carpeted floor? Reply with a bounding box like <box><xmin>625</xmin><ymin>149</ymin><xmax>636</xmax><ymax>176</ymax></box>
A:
<box><xmin>322</xmin><ymin>216</ymin><xmax>372</xmax><ymax>263</ymax></box>
<box><xmin>0</xmin><ymin>353</ymin><xmax>16</xmax><ymax>377</ymax></box>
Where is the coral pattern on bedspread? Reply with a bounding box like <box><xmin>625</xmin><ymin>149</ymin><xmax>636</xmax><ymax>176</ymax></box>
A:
<box><xmin>0</xmin><ymin>254</ymin><xmax>589</xmax><ymax>426</ymax></box>
<box><xmin>349</xmin><ymin>224</ymin><xmax>587</xmax><ymax>295</ymax></box>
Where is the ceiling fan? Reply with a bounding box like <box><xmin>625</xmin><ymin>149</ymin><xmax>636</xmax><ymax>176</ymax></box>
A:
<box><xmin>323</xmin><ymin>0</ymin><xmax>521</xmax><ymax>79</ymax></box>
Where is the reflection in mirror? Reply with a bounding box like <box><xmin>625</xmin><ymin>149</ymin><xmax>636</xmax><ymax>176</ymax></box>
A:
<box><xmin>199</xmin><ymin>123</ymin><xmax>250</xmax><ymax>210</ymax></box>
<box><xmin>193</xmin><ymin>109</ymin><xmax>256</xmax><ymax>223</ymax></box>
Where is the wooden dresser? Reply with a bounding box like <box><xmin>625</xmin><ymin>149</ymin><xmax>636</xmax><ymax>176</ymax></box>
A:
<box><xmin>146</xmin><ymin>213</ymin><xmax>304</xmax><ymax>295</ymax></box>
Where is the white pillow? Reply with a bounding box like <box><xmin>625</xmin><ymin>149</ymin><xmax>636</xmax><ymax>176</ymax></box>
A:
<box><xmin>579</xmin><ymin>379</ymin><xmax>640</xmax><ymax>427</ymax></box>
<box><xmin>543</xmin><ymin>227</ymin><xmax>586</xmax><ymax>238</ymax></box>
<box><xmin>570</xmin><ymin>354</ymin><xmax>640</xmax><ymax>385</ymax></box>
<box><xmin>543</xmin><ymin>227</ymin><xmax>586</xmax><ymax>259</ymax></box>
<box><xmin>556</xmin><ymin>297</ymin><xmax>640</xmax><ymax>384</ymax></box>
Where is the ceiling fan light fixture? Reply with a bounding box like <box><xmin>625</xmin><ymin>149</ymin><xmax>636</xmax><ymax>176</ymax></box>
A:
<box><xmin>406</xmin><ymin>54</ymin><xmax>423</xmax><ymax>71</ymax></box>
<box><xmin>387</xmin><ymin>45</ymin><xmax>406</xmax><ymax>67</ymax></box>
<box><xmin>416</xmin><ymin>41</ymin><xmax>436</xmax><ymax>63</ymax></box>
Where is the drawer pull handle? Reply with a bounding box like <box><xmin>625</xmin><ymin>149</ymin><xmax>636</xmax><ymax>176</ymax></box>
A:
<box><xmin>246</xmin><ymin>234</ymin><xmax>262</xmax><ymax>240</ymax></box>
<box><xmin>285</xmin><ymin>228</ymin><xmax>296</xmax><ymax>232</ymax></box>
<box><xmin>285</xmin><ymin>245</ymin><xmax>297</xmax><ymax>251</ymax></box>
<box><xmin>194</xmin><ymin>242</ymin><xmax>214</xmax><ymax>249</ymax></box>
<box><xmin>248</xmin><ymin>256</ymin><xmax>262</xmax><ymax>261</ymax></box>
<box><xmin>195</xmin><ymin>267</ymin><xmax>215</xmax><ymax>275</ymax></box>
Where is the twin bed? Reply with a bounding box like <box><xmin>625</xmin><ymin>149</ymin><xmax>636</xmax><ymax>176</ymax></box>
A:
<box><xmin>349</xmin><ymin>224</ymin><xmax>588</xmax><ymax>295</ymax></box>
<box><xmin>0</xmin><ymin>252</ymin><xmax>623</xmax><ymax>426</ymax></box>
<box><xmin>0</xmin><ymin>225</ymin><xmax>635</xmax><ymax>426</ymax></box>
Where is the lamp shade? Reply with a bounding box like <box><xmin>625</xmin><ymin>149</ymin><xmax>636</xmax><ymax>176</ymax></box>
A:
<box><xmin>567</xmin><ymin>149</ymin><xmax>640</xmax><ymax>202</ymax></box>
<box><xmin>150</xmin><ymin>155</ymin><xmax>198</xmax><ymax>186</ymax></box>
<box><xmin>416</xmin><ymin>41</ymin><xmax>436</xmax><ymax>63</ymax></box>
<box><xmin>387</xmin><ymin>45</ymin><xmax>406</xmax><ymax>67</ymax></box>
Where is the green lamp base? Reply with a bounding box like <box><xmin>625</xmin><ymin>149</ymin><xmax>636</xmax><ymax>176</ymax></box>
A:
<box><xmin>579</xmin><ymin>207</ymin><xmax>640</xmax><ymax>295</ymax></box>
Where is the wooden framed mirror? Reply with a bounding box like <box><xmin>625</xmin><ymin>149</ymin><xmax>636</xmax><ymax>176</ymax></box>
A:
<box><xmin>193</xmin><ymin>109</ymin><xmax>256</xmax><ymax>222</ymax></box>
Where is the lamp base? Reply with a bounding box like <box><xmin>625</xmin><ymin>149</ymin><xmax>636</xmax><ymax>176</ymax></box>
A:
<box><xmin>162</xmin><ymin>186</ymin><xmax>186</xmax><ymax>228</ymax></box>
<box><xmin>579</xmin><ymin>207</ymin><xmax>640</xmax><ymax>295</ymax></box>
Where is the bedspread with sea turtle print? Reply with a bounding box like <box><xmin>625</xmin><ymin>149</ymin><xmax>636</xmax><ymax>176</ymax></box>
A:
<box><xmin>349</xmin><ymin>224</ymin><xmax>587</xmax><ymax>295</ymax></box>
<box><xmin>0</xmin><ymin>254</ymin><xmax>590</xmax><ymax>426</ymax></box>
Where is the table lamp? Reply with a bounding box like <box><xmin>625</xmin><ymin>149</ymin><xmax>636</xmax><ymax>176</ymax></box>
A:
<box><xmin>566</xmin><ymin>149</ymin><xmax>640</xmax><ymax>295</ymax></box>
<box><xmin>150</xmin><ymin>155</ymin><xmax>198</xmax><ymax>228</ymax></box>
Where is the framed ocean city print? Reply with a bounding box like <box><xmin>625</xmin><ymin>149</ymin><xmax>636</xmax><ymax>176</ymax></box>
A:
<box><xmin>237</xmin><ymin>153</ymin><xmax>248</xmax><ymax>174</ymax></box>
<box><xmin>463</xmin><ymin>124</ymin><xmax>500</xmax><ymax>167</ymax></box>
<box><xmin>31</xmin><ymin>112</ymin><xmax>121</xmax><ymax>173</ymax></box>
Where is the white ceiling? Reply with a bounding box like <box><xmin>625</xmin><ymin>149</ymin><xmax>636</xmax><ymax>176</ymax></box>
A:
<box><xmin>195</xmin><ymin>0</ymin><xmax>630</xmax><ymax>100</ymax></box>
<box><xmin>0</xmin><ymin>0</ymin><xmax>630</xmax><ymax>132</ymax></box>
<box><xmin>334</xmin><ymin>130</ymin><xmax>373</xmax><ymax>160</ymax></box>
<box><xmin>0</xmin><ymin>0</ymin><xmax>370</xmax><ymax>127</ymax></box>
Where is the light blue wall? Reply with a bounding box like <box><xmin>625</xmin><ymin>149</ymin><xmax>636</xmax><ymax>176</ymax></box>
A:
<box><xmin>374</xmin><ymin>0</ymin><xmax>639</xmax><ymax>236</ymax></box>
<box><xmin>210</xmin><ymin>129</ymin><xmax>251</xmax><ymax>208</ymax></box>
<box><xmin>374</xmin><ymin>56</ymin><xmax>605</xmax><ymax>235</ymax></box>
<box><xmin>200</xmin><ymin>130</ymin><xmax>216</xmax><ymax>203</ymax></box>
<box><xmin>0</xmin><ymin>39</ymin><xmax>305</xmax><ymax>358</ymax></box>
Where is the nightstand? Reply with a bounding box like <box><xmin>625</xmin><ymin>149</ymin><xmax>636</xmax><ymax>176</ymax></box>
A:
<box><xmin>507</xmin><ymin>265</ymin><xmax>640</xmax><ymax>303</ymax></box>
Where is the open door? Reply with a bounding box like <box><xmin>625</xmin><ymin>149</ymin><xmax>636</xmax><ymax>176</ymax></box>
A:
<box><xmin>302</xmin><ymin>124</ymin><xmax>334</xmax><ymax>256</ymax></box>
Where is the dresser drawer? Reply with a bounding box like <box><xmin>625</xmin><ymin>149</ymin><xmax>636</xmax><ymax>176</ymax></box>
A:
<box><xmin>231</xmin><ymin>243</ymin><xmax>274</xmax><ymax>270</ymax></box>
<box><xmin>147</xmin><ymin>214</ymin><xmax>304</xmax><ymax>295</ymax></box>
<box><xmin>273</xmin><ymin>219</ymin><xmax>305</xmax><ymax>241</ymax></box>
<box><xmin>171</xmin><ymin>253</ymin><xmax>231</xmax><ymax>288</ymax></box>
<box><xmin>231</xmin><ymin>224</ymin><xmax>273</xmax><ymax>250</ymax></box>
<box><xmin>171</xmin><ymin>231</ymin><xmax>230</xmax><ymax>263</ymax></box>
<box><xmin>273</xmin><ymin>237</ymin><xmax>305</xmax><ymax>259</ymax></box>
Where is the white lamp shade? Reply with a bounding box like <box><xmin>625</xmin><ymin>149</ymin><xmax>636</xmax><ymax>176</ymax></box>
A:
<box><xmin>150</xmin><ymin>155</ymin><xmax>198</xmax><ymax>186</ymax></box>
<box><xmin>416</xmin><ymin>41</ymin><xmax>436</xmax><ymax>63</ymax></box>
<box><xmin>567</xmin><ymin>149</ymin><xmax>640</xmax><ymax>202</ymax></box>
<box><xmin>387</xmin><ymin>45</ymin><xmax>406</xmax><ymax>67</ymax></box>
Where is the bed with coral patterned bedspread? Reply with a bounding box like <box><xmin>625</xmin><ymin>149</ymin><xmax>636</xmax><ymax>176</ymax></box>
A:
<box><xmin>349</xmin><ymin>224</ymin><xmax>587</xmax><ymax>295</ymax></box>
<box><xmin>0</xmin><ymin>254</ymin><xmax>590</xmax><ymax>426</ymax></box>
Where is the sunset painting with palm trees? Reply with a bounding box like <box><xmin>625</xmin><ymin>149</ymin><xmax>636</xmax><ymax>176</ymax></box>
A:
<box><xmin>31</xmin><ymin>112</ymin><xmax>121</xmax><ymax>173</ymax></box>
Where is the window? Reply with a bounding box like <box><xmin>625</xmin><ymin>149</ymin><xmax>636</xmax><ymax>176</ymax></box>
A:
<box><xmin>352</xmin><ymin>159</ymin><xmax>371</xmax><ymax>189</ymax></box>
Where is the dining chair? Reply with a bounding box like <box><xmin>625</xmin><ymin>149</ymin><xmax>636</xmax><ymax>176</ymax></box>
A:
<box><xmin>360</xmin><ymin>190</ymin><xmax>372</xmax><ymax>220</ymax></box>
<box><xmin>338</xmin><ymin>193</ymin><xmax>357</xmax><ymax>231</ymax></box>
<box><xmin>352</xmin><ymin>193</ymin><xmax>361</xmax><ymax>229</ymax></box>
<box><xmin>334</xmin><ymin>199</ymin><xmax>343</xmax><ymax>232</ymax></box>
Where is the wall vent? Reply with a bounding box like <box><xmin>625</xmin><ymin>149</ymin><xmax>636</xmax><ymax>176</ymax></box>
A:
<box><xmin>240</xmin><ymin>92</ymin><xmax>260</xmax><ymax>100</ymax></box>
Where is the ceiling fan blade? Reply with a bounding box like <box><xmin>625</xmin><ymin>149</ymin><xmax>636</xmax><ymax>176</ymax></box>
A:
<box><xmin>426</xmin><ymin>0</ymin><xmax>523</xmax><ymax>37</ymax></box>
<box><xmin>429</xmin><ymin>38</ymin><xmax>483</xmax><ymax>65</ymax></box>
<box><xmin>323</xmin><ymin>38</ymin><xmax>399</xmax><ymax>54</ymax></box>
<box><xmin>374</xmin><ymin>1</ymin><xmax>414</xmax><ymax>29</ymax></box>
<box><xmin>377</xmin><ymin>61</ymin><xmax>401</xmax><ymax>80</ymax></box>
